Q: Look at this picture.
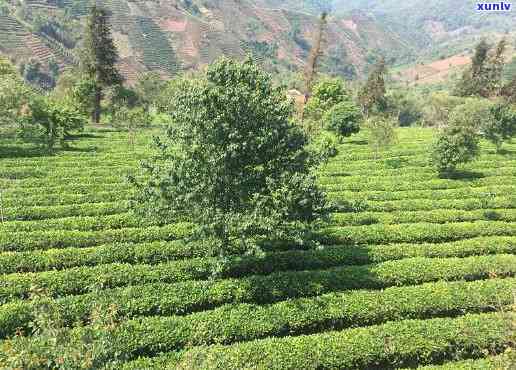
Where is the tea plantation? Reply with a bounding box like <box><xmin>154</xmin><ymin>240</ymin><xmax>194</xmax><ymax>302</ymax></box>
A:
<box><xmin>0</xmin><ymin>127</ymin><xmax>515</xmax><ymax>368</ymax></box>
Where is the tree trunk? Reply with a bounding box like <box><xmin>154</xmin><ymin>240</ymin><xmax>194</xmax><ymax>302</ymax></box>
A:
<box><xmin>93</xmin><ymin>85</ymin><xmax>102</xmax><ymax>124</ymax></box>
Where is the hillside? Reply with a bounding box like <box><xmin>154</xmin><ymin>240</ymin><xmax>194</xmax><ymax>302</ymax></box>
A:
<box><xmin>0</xmin><ymin>0</ymin><xmax>411</xmax><ymax>84</ymax></box>
<box><xmin>1</xmin><ymin>126</ymin><xmax>515</xmax><ymax>367</ymax></box>
<box><xmin>0</xmin><ymin>0</ymin><xmax>515</xmax><ymax>86</ymax></box>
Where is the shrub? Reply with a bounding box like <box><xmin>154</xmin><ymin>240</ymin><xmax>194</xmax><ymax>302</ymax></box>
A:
<box><xmin>483</xmin><ymin>103</ymin><xmax>516</xmax><ymax>151</ymax></box>
<box><xmin>18</xmin><ymin>96</ymin><xmax>86</xmax><ymax>149</ymax></box>
<box><xmin>386</xmin><ymin>90</ymin><xmax>423</xmax><ymax>127</ymax></box>
<box><xmin>307</xmin><ymin>130</ymin><xmax>339</xmax><ymax>163</ymax></box>
<box><xmin>431</xmin><ymin>125</ymin><xmax>480</xmax><ymax>174</ymax></box>
<box><xmin>304</xmin><ymin>77</ymin><xmax>350</xmax><ymax>121</ymax></box>
<box><xmin>114</xmin><ymin>106</ymin><xmax>152</xmax><ymax>128</ymax></box>
<box><xmin>133</xmin><ymin>312</ymin><xmax>512</xmax><ymax>369</ymax></box>
<box><xmin>366</xmin><ymin>116</ymin><xmax>397</xmax><ymax>158</ymax></box>
<box><xmin>323</xmin><ymin>100</ymin><xmax>361</xmax><ymax>138</ymax></box>
<box><xmin>422</xmin><ymin>92</ymin><xmax>464</xmax><ymax>127</ymax></box>
<box><xmin>448</xmin><ymin>98</ymin><xmax>494</xmax><ymax>131</ymax></box>
<box><xmin>0</xmin><ymin>288</ymin><xmax>125</xmax><ymax>369</ymax></box>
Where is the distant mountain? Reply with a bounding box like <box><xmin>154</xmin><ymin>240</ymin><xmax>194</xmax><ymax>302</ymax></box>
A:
<box><xmin>0</xmin><ymin>0</ymin><xmax>514</xmax><ymax>86</ymax></box>
<box><xmin>0</xmin><ymin>0</ymin><xmax>411</xmax><ymax>84</ymax></box>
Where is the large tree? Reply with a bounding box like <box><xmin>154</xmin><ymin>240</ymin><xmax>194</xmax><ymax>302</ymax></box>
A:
<box><xmin>81</xmin><ymin>5</ymin><xmax>121</xmax><ymax>123</ymax></box>
<box><xmin>131</xmin><ymin>58</ymin><xmax>329</xmax><ymax>255</ymax></box>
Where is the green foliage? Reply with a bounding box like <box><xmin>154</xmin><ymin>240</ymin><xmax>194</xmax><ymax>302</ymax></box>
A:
<box><xmin>129</xmin><ymin>312</ymin><xmax>512</xmax><ymax>369</ymax></box>
<box><xmin>19</xmin><ymin>96</ymin><xmax>86</xmax><ymax>149</ymax></box>
<box><xmin>112</xmin><ymin>106</ymin><xmax>153</xmax><ymax>143</ymax></box>
<box><xmin>455</xmin><ymin>39</ymin><xmax>507</xmax><ymax>98</ymax></box>
<box><xmin>1</xmin><ymin>120</ymin><xmax>516</xmax><ymax>369</ymax></box>
<box><xmin>366</xmin><ymin>116</ymin><xmax>397</xmax><ymax>158</ymax></box>
<box><xmin>323</xmin><ymin>100</ymin><xmax>361</xmax><ymax>138</ymax></box>
<box><xmin>0</xmin><ymin>252</ymin><xmax>514</xmax><ymax>340</ymax></box>
<box><xmin>67</xmin><ymin>76</ymin><xmax>96</xmax><ymax>117</ymax></box>
<box><xmin>431</xmin><ymin>124</ymin><xmax>480</xmax><ymax>174</ymax></box>
<box><xmin>358</xmin><ymin>58</ymin><xmax>388</xmax><ymax>115</ymax></box>
<box><xmin>386</xmin><ymin>90</ymin><xmax>423</xmax><ymax>127</ymax></box>
<box><xmin>134</xmin><ymin>72</ymin><xmax>166</xmax><ymax>111</ymax></box>
<box><xmin>0</xmin><ymin>59</ymin><xmax>29</xmax><ymax>126</ymax></box>
<box><xmin>304</xmin><ymin>77</ymin><xmax>350</xmax><ymax>120</ymax></box>
<box><xmin>80</xmin><ymin>5</ymin><xmax>121</xmax><ymax>122</ymax></box>
<box><xmin>422</xmin><ymin>92</ymin><xmax>464</xmax><ymax>127</ymax></box>
<box><xmin>307</xmin><ymin>130</ymin><xmax>339</xmax><ymax>163</ymax></box>
<box><xmin>483</xmin><ymin>103</ymin><xmax>516</xmax><ymax>151</ymax></box>
<box><xmin>448</xmin><ymin>98</ymin><xmax>495</xmax><ymax>131</ymax></box>
<box><xmin>81</xmin><ymin>6</ymin><xmax>121</xmax><ymax>87</ymax></box>
<box><xmin>131</xmin><ymin>58</ymin><xmax>329</xmax><ymax>255</ymax></box>
<box><xmin>0</xmin><ymin>289</ymin><xmax>124</xmax><ymax>369</ymax></box>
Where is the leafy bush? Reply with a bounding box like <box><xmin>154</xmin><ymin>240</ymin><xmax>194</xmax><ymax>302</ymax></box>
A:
<box><xmin>18</xmin><ymin>96</ymin><xmax>86</xmax><ymax>149</ymax></box>
<box><xmin>366</xmin><ymin>116</ymin><xmax>397</xmax><ymax>158</ymax></box>
<box><xmin>483</xmin><ymin>103</ymin><xmax>516</xmax><ymax>151</ymax></box>
<box><xmin>307</xmin><ymin>130</ymin><xmax>339</xmax><ymax>163</ymax></box>
<box><xmin>323</xmin><ymin>100</ymin><xmax>361</xmax><ymax>138</ymax></box>
<box><xmin>0</xmin><ymin>58</ymin><xmax>30</xmax><ymax>127</ymax></box>
<box><xmin>386</xmin><ymin>90</ymin><xmax>423</xmax><ymax>127</ymax></box>
<box><xmin>112</xmin><ymin>106</ymin><xmax>152</xmax><ymax>133</ymax></box>
<box><xmin>128</xmin><ymin>312</ymin><xmax>512</xmax><ymax>369</ymax></box>
<box><xmin>422</xmin><ymin>92</ymin><xmax>464</xmax><ymax>127</ymax></box>
<box><xmin>304</xmin><ymin>77</ymin><xmax>350</xmax><ymax>120</ymax></box>
<box><xmin>431</xmin><ymin>125</ymin><xmax>480</xmax><ymax>173</ymax></box>
<box><xmin>0</xmin><ymin>288</ymin><xmax>125</xmax><ymax>369</ymax></box>
<box><xmin>449</xmin><ymin>98</ymin><xmax>494</xmax><ymax>131</ymax></box>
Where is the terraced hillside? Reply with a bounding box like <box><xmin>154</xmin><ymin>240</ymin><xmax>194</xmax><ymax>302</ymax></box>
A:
<box><xmin>0</xmin><ymin>127</ymin><xmax>515</xmax><ymax>367</ymax></box>
<box><xmin>0</xmin><ymin>0</ymin><xmax>410</xmax><ymax>82</ymax></box>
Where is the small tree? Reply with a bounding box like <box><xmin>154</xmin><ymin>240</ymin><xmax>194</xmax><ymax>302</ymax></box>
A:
<box><xmin>455</xmin><ymin>39</ymin><xmax>507</xmax><ymax>98</ymax></box>
<box><xmin>112</xmin><ymin>105</ymin><xmax>152</xmax><ymax>147</ymax></box>
<box><xmin>358</xmin><ymin>58</ymin><xmax>388</xmax><ymax>116</ymax></box>
<box><xmin>431</xmin><ymin>125</ymin><xmax>480</xmax><ymax>174</ymax></box>
<box><xmin>448</xmin><ymin>98</ymin><xmax>495</xmax><ymax>131</ymax></box>
<box><xmin>134</xmin><ymin>71</ymin><xmax>166</xmax><ymax>112</ymax></box>
<box><xmin>422</xmin><ymin>92</ymin><xmax>464</xmax><ymax>128</ymax></box>
<box><xmin>366</xmin><ymin>116</ymin><xmax>397</xmax><ymax>159</ymax></box>
<box><xmin>323</xmin><ymin>100</ymin><xmax>361</xmax><ymax>139</ymax></box>
<box><xmin>0</xmin><ymin>58</ymin><xmax>29</xmax><ymax>127</ymax></box>
<box><xmin>303</xmin><ymin>77</ymin><xmax>353</xmax><ymax>136</ymax></box>
<box><xmin>19</xmin><ymin>96</ymin><xmax>86</xmax><ymax>150</ymax></box>
<box><xmin>483</xmin><ymin>103</ymin><xmax>516</xmax><ymax>152</ymax></box>
<box><xmin>131</xmin><ymin>58</ymin><xmax>329</xmax><ymax>256</ymax></box>
<box><xmin>81</xmin><ymin>5</ymin><xmax>121</xmax><ymax>123</ymax></box>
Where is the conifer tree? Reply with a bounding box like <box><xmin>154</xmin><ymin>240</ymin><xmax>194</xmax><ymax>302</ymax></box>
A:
<box><xmin>81</xmin><ymin>5</ymin><xmax>121</xmax><ymax>123</ymax></box>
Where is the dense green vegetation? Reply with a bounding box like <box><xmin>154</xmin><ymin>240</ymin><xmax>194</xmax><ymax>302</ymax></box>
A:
<box><xmin>0</xmin><ymin>3</ymin><xmax>515</xmax><ymax>367</ymax></box>
<box><xmin>1</xmin><ymin>124</ymin><xmax>514</xmax><ymax>367</ymax></box>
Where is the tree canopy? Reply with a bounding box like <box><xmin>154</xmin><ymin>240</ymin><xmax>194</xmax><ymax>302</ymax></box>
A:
<box><xmin>131</xmin><ymin>58</ymin><xmax>329</xmax><ymax>255</ymax></box>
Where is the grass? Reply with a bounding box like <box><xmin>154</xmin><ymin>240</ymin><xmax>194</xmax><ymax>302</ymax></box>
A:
<box><xmin>0</xmin><ymin>126</ymin><xmax>514</xmax><ymax>368</ymax></box>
